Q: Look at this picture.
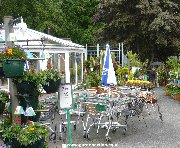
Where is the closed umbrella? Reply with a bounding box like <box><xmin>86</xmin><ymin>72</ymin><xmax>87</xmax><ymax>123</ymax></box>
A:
<box><xmin>101</xmin><ymin>44</ymin><xmax>117</xmax><ymax>86</ymax></box>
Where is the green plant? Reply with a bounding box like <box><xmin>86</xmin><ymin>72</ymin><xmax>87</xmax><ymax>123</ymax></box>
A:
<box><xmin>14</xmin><ymin>69</ymin><xmax>41</xmax><ymax>84</ymax></box>
<box><xmin>86</xmin><ymin>71</ymin><xmax>101</xmax><ymax>87</ymax></box>
<box><xmin>17</xmin><ymin>122</ymin><xmax>48</xmax><ymax>146</ymax></box>
<box><xmin>0</xmin><ymin>90</ymin><xmax>10</xmax><ymax>103</ymax></box>
<box><xmin>37</xmin><ymin>101</ymin><xmax>47</xmax><ymax>110</ymax></box>
<box><xmin>171</xmin><ymin>84</ymin><xmax>180</xmax><ymax>95</ymax></box>
<box><xmin>156</xmin><ymin>65</ymin><xmax>169</xmax><ymax>84</ymax></box>
<box><xmin>2</xmin><ymin>123</ymin><xmax>25</xmax><ymax>143</ymax></box>
<box><xmin>13</xmin><ymin>69</ymin><xmax>42</xmax><ymax>95</ymax></box>
<box><xmin>0</xmin><ymin>47</ymin><xmax>27</xmax><ymax>61</ymax></box>
<box><xmin>40</xmin><ymin>68</ymin><xmax>63</xmax><ymax>86</ymax></box>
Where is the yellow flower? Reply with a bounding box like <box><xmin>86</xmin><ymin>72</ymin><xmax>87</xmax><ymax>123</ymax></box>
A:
<box><xmin>28</xmin><ymin>127</ymin><xmax>35</xmax><ymax>131</ymax></box>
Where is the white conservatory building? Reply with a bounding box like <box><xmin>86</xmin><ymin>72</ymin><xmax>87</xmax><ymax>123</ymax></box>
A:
<box><xmin>0</xmin><ymin>18</ymin><xmax>87</xmax><ymax>85</ymax></box>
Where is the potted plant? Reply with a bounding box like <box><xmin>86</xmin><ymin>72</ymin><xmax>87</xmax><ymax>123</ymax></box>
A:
<box><xmin>86</xmin><ymin>71</ymin><xmax>101</xmax><ymax>88</ymax></box>
<box><xmin>1</xmin><ymin>123</ymin><xmax>24</xmax><ymax>148</ymax></box>
<box><xmin>40</xmin><ymin>68</ymin><xmax>63</xmax><ymax>94</ymax></box>
<box><xmin>13</xmin><ymin>69</ymin><xmax>42</xmax><ymax>96</ymax></box>
<box><xmin>0</xmin><ymin>46</ymin><xmax>27</xmax><ymax>77</ymax></box>
<box><xmin>17</xmin><ymin>122</ymin><xmax>48</xmax><ymax>148</ymax></box>
<box><xmin>1</xmin><ymin>122</ymin><xmax>48</xmax><ymax>148</ymax></box>
<box><xmin>171</xmin><ymin>84</ymin><xmax>180</xmax><ymax>100</ymax></box>
<box><xmin>0</xmin><ymin>90</ymin><xmax>10</xmax><ymax>114</ymax></box>
<box><xmin>13</xmin><ymin>69</ymin><xmax>43</xmax><ymax>124</ymax></box>
<box><xmin>164</xmin><ymin>83</ymin><xmax>173</xmax><ymax>96</ymax></box>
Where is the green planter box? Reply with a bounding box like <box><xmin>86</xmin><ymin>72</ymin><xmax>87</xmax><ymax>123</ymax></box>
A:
<box><xmin>2</xmin><ymin>60</ymin><xmax>24</xmax><ymax>77</ymax></box>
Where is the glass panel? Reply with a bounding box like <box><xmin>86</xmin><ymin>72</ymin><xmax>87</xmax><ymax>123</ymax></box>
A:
<box><xmin>76</xmin><ymin>53</ymin><xmax>82</xmax><ymax>83</ymax></box>
<box><xmin>69</xmin><ymin>52</ymin><xmax>75</xmax><ymax>84</ymax></box>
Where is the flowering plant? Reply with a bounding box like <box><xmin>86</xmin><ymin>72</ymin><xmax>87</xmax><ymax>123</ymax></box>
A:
<box><xmin>17</xmin><ymin>122</ymin><xmax>48</xmax><ymax>146</ymax></box>
<box><xmin>40</xmin><ymin>68</ymin><xmax>63</xmax><ymax>85</ymax></box>
<box><xmin>1</xmin><ymin>123</ymin><xmax>24</xmax><ymax>143</ymax></box>
<box><xmin>1</xmin><ymin>121</ymin><xmax>48</xmax><ymax>147</ymax></box>
<box><xmin>0</xmin><ymin>90</ymin><xmax>10</xmax><ymax>103</ymax></box>
<box><xmin>0</xmin><ymin>47</ymin><xmax>27</xmax><ymax>61</ymax></box>
<box><xmin>13</xmin><ymin>68</ymin><xmax>42</xmax><ymax>95</ymax></box>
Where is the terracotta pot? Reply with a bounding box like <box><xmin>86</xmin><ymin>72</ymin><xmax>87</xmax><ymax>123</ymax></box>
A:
<box><xmin>174</xmin><ymin>94</ymin><xmax>180</xmax><ymax>101</ymax></box>
<box><xmin>90</xmin><ymin>87</ymin><xmax>98</xmax><ymax>90</ymax></box>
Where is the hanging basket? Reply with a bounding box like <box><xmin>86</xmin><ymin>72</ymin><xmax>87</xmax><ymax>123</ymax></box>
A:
<box><xmin>16</xmin><ymin>81</ymin><xmax>37</xmax><ymax>95</ymax></box>
<box><xmin>2</xmin><ymin>60</ymin><xmax>24</xmax><ymax>78</ymax></box>
<box><xmin>43</xmin><ymin>79</ymin><xmax>61</xmax><ymax>94</ymax></box>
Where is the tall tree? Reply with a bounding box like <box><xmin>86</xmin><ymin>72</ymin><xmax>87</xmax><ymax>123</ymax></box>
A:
<box><xmin>59</xmin><ymin>0</ymin><xmax>100</xmax><ymax>44</ymax></box>
<box><xmin>94</xmin><ymin>0</ymin><xmax>180</xmax><ymax>62</ymax></box>
<box><xmin>0</xmin><ymin>0</ymin><xmax>99</xmax><ymax>45</ymax></box>
<box><xmin>0</xmin><ymin>0</ymin><xmax>64</xmax><ymax>35</ymax></box>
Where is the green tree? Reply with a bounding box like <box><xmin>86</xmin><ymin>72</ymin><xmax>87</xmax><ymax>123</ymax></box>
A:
<box><xmin>94</xmin><ymin>0</ymin><xmax>180</xmax><ymax>62</ymax></box>
<box><xmin>0</xmin><ymin>0</ymin><xmax>63</xmax><ymax>35</ymax></box>
<box><xmin>0</xmin><ymin>0</ymin><xmax>99</xmax><ymax>45</ymax></box>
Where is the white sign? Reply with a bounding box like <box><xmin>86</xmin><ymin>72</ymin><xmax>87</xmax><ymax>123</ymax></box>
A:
<box><xmin>59</xmin><ymin>84</ymin><xmax>73</xmax><ymax>109</ymax></box>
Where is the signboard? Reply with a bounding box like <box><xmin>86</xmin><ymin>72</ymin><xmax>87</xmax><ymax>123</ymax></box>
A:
<box><xmin>59</xmin><ymin>83</ymin><xmax>73</xmax><ymax>109</ymax></box>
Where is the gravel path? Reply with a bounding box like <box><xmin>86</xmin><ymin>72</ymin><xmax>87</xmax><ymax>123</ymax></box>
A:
<box><xmin>1</xmin><ymin>87</ymin><xmax>180</xmax><ymax>148</ymax></box>
<box><xmin>48</xmin><ymin>87</ymin><xmax>180</xmax><ymax>148</ymax></box>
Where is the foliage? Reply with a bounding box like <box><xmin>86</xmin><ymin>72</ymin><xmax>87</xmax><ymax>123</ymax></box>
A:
<box><xmin>0</xmin><ymin>90</ymin><xmax>10</xmax><ymax>103</ymax></box>
<box><xmin>86</xmin><ymin>71</ymin><xmax>101</xmax><ymax>88</ymax></box>
<box><xmin>1</xmin><ymin>123</ymin><xmax>25</xmax><ymax>143</ymax></box>
<box><xmin>1</xmin><ymin>121</ymin><xmax>48</xmax><ymax>146</ymax></box>
<box><xmin>59</xmin><ymin>0</ymin><xmax>100</xmax><ymax>44</ymax></box>
<box><xmin>166</xmin><ymin>56</ymin><xmax>180</xmax><ymax>71</ymax></box>
<box><xmin>165</xmin><ymin>83</ymin><xmax>180</xmax><ymax>95</ymax></box>
<box><xmin>166</xmin><ymin>56</ymin><xmax>180</xmax><ymax>80</ymax></box>
<box><xmin>37</xmin><ymin>101</ymin><xmax>47</xmax><ymax>110</ymax></box>
<box><xmin>13</xmin><ymin>69</ymin><xmax>42</xmax><ymax>95</ymax></box>
<box><xmin>17</xmin><ymin>122</ymin><xmax>48</xmax><ymax>146</ymax></box>
<box><xmin>0</xmin><ymin>47</ymin><xmax>27</xmax><ymax>61</ymax></box>
<box><xmin>126</xmin><ymin>51</ymin><xmax>142</xmax><ymax>67</ymax></box>
<box><xmin>40</xmin><ymin>68</ymin><xmax>63</xmax><ymax>86</ymax></box>
<box><xmin>116</xmin><ymin>67</ymin><xmax>130</xmax><ymax>85</ymax></box>
<box><xmin>13</xmin><ymin>69</ymin><xmax>41</xmax><ymax>85</ymax></box>
<box><xmin>94</xmin><ymin>0</ymin><xmax>180</xmax><ymax>62</ymax></box>
<box><xmin>116</xmin><ymin>67</ymin><xmax>129</xmax><ymax>77</ymax></box>
<box><xmin>156</xmin><ymin>65</ymin><xmax>169</xmax><ymax>83</ymax></box>
<box><xmin>171</xmin><ymin>85</ymin><xmax>180</xmax><ymax>95</ymax></box>
<box><xmin>0</xmin><ymin>0</ymin><xmax>99</xmax><ymax>45</ymax></box>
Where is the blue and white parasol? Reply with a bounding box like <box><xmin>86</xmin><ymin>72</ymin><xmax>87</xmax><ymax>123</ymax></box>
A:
<box><xmin>101</xmin><ymin>44</ymin><xmax>117</xmax><ymax>86</ymax></box>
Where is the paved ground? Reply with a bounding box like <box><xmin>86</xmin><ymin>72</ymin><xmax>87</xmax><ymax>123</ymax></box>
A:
<box><xmin>1</xmin><ymin>86</ymin><xmax>180</xmax><ymax>148</ymax></box>
<box><xmin>48</xmin><ymin>87</ymin><xmax>180</xmax><ymax>148</ymax></box>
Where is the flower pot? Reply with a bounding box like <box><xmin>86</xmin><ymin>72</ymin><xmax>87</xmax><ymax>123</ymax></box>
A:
<box><xmin>6</xmin><ymin>138</ymin><xmax>45</xmax><ymax>148</ymax></box>
<box><xmin>174</xmin><ymin>94</ymin><xmax>180</xmax><ymax>101</ymax></box>
<box><xmin>16</xmin><ymin>81</ymin><xmax>37</xmax><ymax>95</ymax></box>
<box><xmin>0</xmin><ymin>100</ymin><xmax>5</xmax><ymax>114</ymax></box>
<box><xmin>43</xmin><ymin>79</ymin><xmax>61</xmax><ymax>94</ymax></box>
<box><xmin>22</xmin><ymin>138</ymin><xmax>45</xmax><ymax>148</ymax></box>
<box><xmin>4</xmin><ymin>138</ymin><xmax>22</xmax><ymax>148</ymax></box>
<box><xmin>2</xmin><ymin>60</ymin><xmax>24</xmax><ymax>77</ymax></box>
<box><xmin>11</xmin><ymin>138</ymin><xmax>22</xmax><ymax>148</ymax></box>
